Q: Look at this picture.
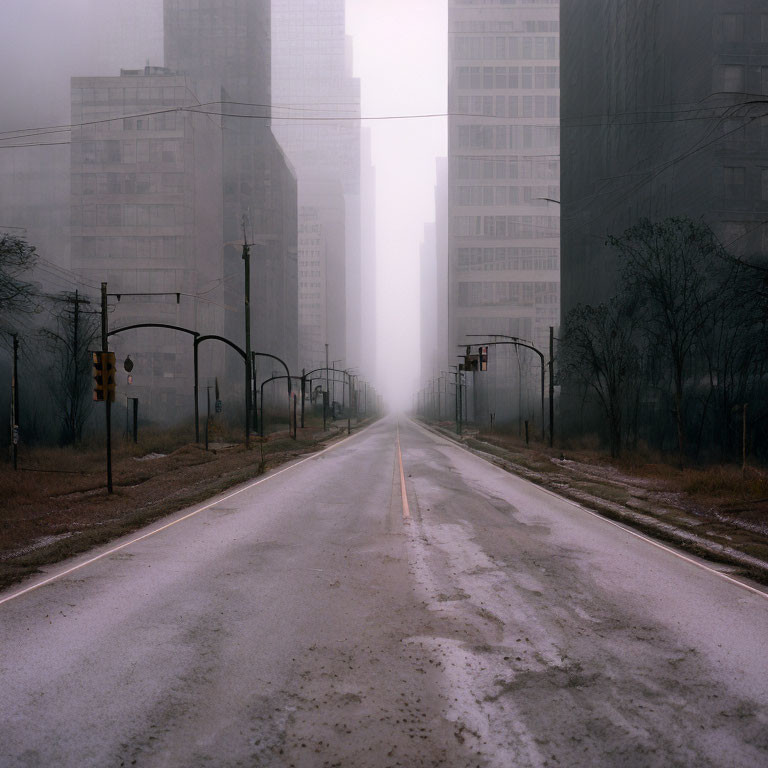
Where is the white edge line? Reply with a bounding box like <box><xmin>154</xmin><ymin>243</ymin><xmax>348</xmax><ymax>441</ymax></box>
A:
<box><xmin>408</xmin><ymin>418</ymin><xmax>768</xmax><ymax>602</ymax></box>
<box><xmin>0</xmin><ymin>422</ymin><xmax>375</xmax><ymax>608</ymax></box>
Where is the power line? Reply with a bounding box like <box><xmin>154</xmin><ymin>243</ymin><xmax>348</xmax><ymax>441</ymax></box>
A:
<box><xmin>563</xmin><ymin>101</ymin><xmax>768</xmax><ymax>227</ymax></box>
<box><xmin>3</xmin><ymin>95</ymin><xmax>767</xmax><ymax>151</ymax></box>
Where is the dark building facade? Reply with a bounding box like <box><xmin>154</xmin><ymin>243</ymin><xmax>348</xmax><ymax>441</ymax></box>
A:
<box><xmin>561</xmin><ymin>0</ymin><xmax>768</xmax><ymax>319</ymax></box>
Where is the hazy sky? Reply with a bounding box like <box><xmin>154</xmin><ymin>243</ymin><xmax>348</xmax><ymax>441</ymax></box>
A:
<box><xmin>347</xmin><ymin>0</ymin><xmax>447</xmax><ymax>408</ymax></box>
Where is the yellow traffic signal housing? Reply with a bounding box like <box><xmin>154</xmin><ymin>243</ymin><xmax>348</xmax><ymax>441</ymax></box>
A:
<box><xmin>464</xmin><ymin>354</ymin><xmax>480</xmax><ymax>372</ymax></box>
<box><xmin>92</xmin><ymin>351</ymin><xmax>116</xmax><ymax>403</ymax></box>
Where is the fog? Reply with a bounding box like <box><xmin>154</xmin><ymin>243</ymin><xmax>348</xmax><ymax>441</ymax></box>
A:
<box><xmin>347</xmin><ymin>0</ymin><xmax>447</xmax><ymax>410</ymax></box>
<box><xmin>0</xmin><ymin>0</ymin><xmax>444</xmax><ymax>413</ymax></box>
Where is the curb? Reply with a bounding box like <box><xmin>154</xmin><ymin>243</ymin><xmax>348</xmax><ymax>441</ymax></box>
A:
<box><xmin>414</xmin><ymin>419</ymin><xmax>768</xmax><ymax>587</ymax></box>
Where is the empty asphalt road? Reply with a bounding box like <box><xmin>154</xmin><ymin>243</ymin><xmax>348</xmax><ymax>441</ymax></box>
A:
<box><xmin>1</xmin><ymin>417</ymin><xmax>767</xmax><ymax>767</ymax></box>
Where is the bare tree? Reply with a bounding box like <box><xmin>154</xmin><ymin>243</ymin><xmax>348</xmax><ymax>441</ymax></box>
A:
<box><xmin>40</xmin><ymin>291</ymin><xmax>98</xmax><ymax>444</ymax></box>
<box><xmin>0</xmin><ymin>234</ymin><xmax>38</xmax><ymax>317</ymax></box>
<box><xmin>561</xmin><ymin>299</ymin><xmax>638</xmax><ymax>458</ymax></box>
<box><xmin>610</xmin><ymin>218</ymin><xmax>724</xmax><ymax>466</ymax></box>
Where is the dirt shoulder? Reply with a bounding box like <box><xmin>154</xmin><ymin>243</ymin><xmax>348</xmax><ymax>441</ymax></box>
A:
<box><xmin>418</xmin><ymin>419</ymin><xmax>768</xmax><ymax>586</ymax></box>
<box><xmin>0</xmin><ymin>418</ymin><xmax>377</xmax><ymax>591</ymax></box>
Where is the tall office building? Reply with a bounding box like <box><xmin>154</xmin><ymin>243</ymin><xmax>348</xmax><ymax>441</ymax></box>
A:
<box><xmin>164</xmin><ymin>0</ymin><xmax>298</xmax><ymax>371</ymax></box>
<box><xmin>272</xmin><ymin>0</ymin><xmax>363</xmax><ymax>374</ymax></box>
<box><xmin>447</xmin><ymin>0</ymin><xmax>560</xmax><ymax>423</ymax></box>
<box><xmin>561</xmin><ymin>0</ymin><xmax>768</xmax><ymax>319</ymax></box>
<box><xmin>435</xmin><ymin>157</ymin><xmax>450</xmax><ymax>377</ymax></box>
<box><xmin>360</xmin><ymin>128</ymin><xmax>378</xmax><ymax>382</ymax></box>
<box><xmin>0</xmin><ymin>0</ymin><xmax>164</xmax><ymax>280</ymax></box>
<box><xmin>420</xmin><ymin>222</ymin><xmax>438</xmax><ymax>389</ymax></box>
<box><xmin>70</xmin><ymin>69</ymin><xmax>226</xmax><ymax>418</ymax></box>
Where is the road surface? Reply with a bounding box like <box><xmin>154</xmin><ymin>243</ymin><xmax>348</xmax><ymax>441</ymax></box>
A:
<box><xmin>1</xmin><ymin>417</ymin><xmax>767</xmax><ymax>767</ymax></box>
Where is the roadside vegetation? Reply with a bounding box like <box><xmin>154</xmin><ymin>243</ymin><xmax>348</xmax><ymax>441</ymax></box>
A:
<box><xmin>0</xmin><ymin>413</ymin><xmax>371</xmax><ymax>591</ymax></box>
<box><xmin>561</xmin><ymin>216</ymin><xmax>767</xmax><ymax>465</ymax></box>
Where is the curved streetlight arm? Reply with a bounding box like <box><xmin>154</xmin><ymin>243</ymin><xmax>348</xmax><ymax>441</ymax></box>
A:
<box><xmin>459</xmin><ymin>340</ymin><xmax>546</xmax><ymax>441</ymax></box>
<box><xmin>197</xmin><ymin>334</ymin><xmax>246</xmax><ymax>360</ymax></box>
<box><xmin>303</xmin><ymin>366</ymin><xmax>351</xmax><ymax>383</ymax></box>
<box><xmin>108</xmin><ymin>323</ymin><xmax>199</xmax><ymax>339</ymax></box>
<box><xmin>253</xmin><ymin>352</ymin><xmax>291</xmax><ymax>394</ymax></box>
<box><xmin>259</xmin><ymin>375</ymin><xmax>303</xmax><ymax>438</ymax></box>
<box><xmin>108</xmin><ymin>323</ymin><xmax>202</xmax><ymax>443</ymax></box>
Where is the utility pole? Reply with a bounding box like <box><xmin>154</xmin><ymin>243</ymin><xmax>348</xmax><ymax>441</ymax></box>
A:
<box><xmin>743</xmin><ymin>403</ymin><xmax>748</xmax><ymax>479</ymax></box>
<box><xmin>11</xmin><ymin>334</ymin><xmax>19</xmax><ymax>470</ymax></box>
<box><xmin>242</xmin><ymin>227</ymin><xmax>251</xmax><ymax>449</ymax></box>
<box><xmin>301</xmin><ymin>368</ymin><xmax>306</xmax><ymax>428</ymax></box>
<box><xmin>101</xmin><ymin>282</ymin><xmax>113</xmax><ymax>494</ymax></box>
<box><xmin>325</xmin><ymin>343</ymin><xmax>330</xmax><ymax>425</ymax></box>
<box><xmin>73</xmin><ymin>290</ymin><xmax>79</xmax><ymax>424</ymax></box>
<box><xmin>549</xmin><ymin>326</ymin><xmax>555</xmax><ymax>449</ymax></box>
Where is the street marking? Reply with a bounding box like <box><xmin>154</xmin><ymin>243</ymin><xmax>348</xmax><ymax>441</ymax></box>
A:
<box><xmin>408</xmin><ymin>418</ymin><xmax>768</xmax><ymax>603</ymax></box>
<box><xmin>0</xmin><ymin>422</ymin><xmax>377</xmax><ymax>608</ymax></box>
<box><xmin>396</xmin><ymin>421</ymin><xmax>411</xmax><ymax>521</ymax></box>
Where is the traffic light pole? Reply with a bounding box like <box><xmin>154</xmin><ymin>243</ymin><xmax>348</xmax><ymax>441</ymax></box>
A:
<box><xmin>11</xmin><ymin>333</ymin><xmax>19</xmax><ymax>470</ymax></box>
<box><xmin>101</xmin><ymin>282</ymin><xmax>113</xmax><ymax>494</ymax></box>
<box><xmin>243</xmin><ymin>235</ymin><xmax>252</xmax><ymax>450</ymax></box>
<box><xmin>549</xmin><ymin>326</ymin><xmax>555</xmax><ymax>448</ymax></box>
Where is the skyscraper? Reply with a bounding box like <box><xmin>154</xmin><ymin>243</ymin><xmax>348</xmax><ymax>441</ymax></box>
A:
<box><xmin>272</xmin><ymin>0</ymin><xmax>362</xmax><ymax>374</ymax></box>
<box><xmin>447</xmin><ymin>0</ymin><xmax>560</xmax><ymax>423</ymax></box>
<box><xmin>561</xmin><ymin>0</ymin><xmax>768</xmax><ymax>319</ymax></box>
<box><xmin>164</xmin><ymin>0</ymin><xmax>298</xmax><ymax>371</ymax></box>
<box><xmin>70</xmin><ymin>68</ymin><xmax>226</xmax><ymax>419</ymax></box>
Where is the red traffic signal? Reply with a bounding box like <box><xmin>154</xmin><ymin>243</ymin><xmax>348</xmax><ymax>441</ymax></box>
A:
<box><xmin>479</xmin><ymin>346</ymin><xmax>489</xmax><ymax>372</ymax></box>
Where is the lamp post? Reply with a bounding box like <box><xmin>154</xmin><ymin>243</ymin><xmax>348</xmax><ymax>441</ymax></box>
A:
<box><xmin>331</xmin><ymin>359</ymin><xmax>343</xmax><ymax>416</ymax></box>
<box><xmin>464</xmin><ymin>336</ymin><xmax>548</xmax><ymax>442</ymax></box>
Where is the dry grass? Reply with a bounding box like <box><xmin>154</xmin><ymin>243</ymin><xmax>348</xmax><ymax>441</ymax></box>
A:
<box><xmin>0</xmin><ymin>415</ymin><xmax>374</xmax><ymax>590</ymax></box>
<box><xmin>680</xmin><ymin>466</ymin><xmax>768</xmax><ymax>501</ymax></box>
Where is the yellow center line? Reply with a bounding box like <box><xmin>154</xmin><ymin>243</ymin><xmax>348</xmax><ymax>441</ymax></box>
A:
<box><xmin>396</xmin><ymin>421</ymin><xmax>411</xmax><ymax>521</ymax></box>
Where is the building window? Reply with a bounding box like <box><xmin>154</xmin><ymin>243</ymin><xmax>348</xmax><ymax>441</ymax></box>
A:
<box><xmin>724</xmin><ymin>166</ymin><xmax>746</xmax><ymax>199</ymax></box>
<box><xmin>722</xmin><ymin>65</ymin><xmax>745</xmax><ymax>93</ymax></box>
<box><xmin>721</xmin><ymin>14</ymin><xmax>744</xmax><ymax>43</ymax></box>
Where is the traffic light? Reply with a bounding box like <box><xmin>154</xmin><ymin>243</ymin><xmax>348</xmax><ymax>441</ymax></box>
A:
<box><xmin>479</xmin><ymin>346</ymin><xmax>489</xmax><ymax>372</ymax></box>
<box><xmin>464</xmin><ymin>354</ymin><xmax>480</xmax><ymax>372</ymax></box>
<box><xmin>92</xmin><ymin>351</ymin><xmax>116</xmax><ymax>403</ymax></box>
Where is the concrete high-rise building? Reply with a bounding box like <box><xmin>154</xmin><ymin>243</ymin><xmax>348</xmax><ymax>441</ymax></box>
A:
<box><xmin>296</xmin><ymin>181</ymin><xmax>346</xmax><ymax>374</ymax></box>
<box><xmin>70</xmin><ymin>69</ymin><xmax>226</xmax><ymax>419</ymax></box>
<box><xmin>447</xmin><ymin>0</ymin><xmax>560</xmax><ymax>424</ymax></box>
<box><xmin>420</xmin><ymin>222</ymin><xmax>438</xmax><ymax>388</ymax></box>
<box><xmin>0</xmin><ymin>0</ymin><xmax>164</xmax><ymax>281</ymax></box>
<box><xmin>561</xmin><ymin>0</ymin><xmax>768</xmax><ymax>320</ymax></box>
<box><xmin>164</xmin><ymin>0</ymin><xmax>298</xmax><ymax>372</ymax></box>
<box><xmin>272</xmin><ymin>0</ymin><xmax>363</xmax><ymax>375</ymax></box>
<box><xmin>360</xmin><ymin>128</ymin><xmax>378</xmax><ymax>382</ymax></box>
<box><xmin>435</xmin><ymin>157</ymin><xmax>450</xmax><ymax>376</ymax></box>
